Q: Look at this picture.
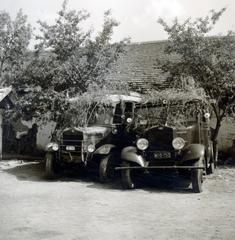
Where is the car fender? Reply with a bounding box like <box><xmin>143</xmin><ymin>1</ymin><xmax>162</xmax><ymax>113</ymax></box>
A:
<box><xmin>94</xmin><ymin>144</ymin><xmax>116</xmax><ymax>155</ymax></box>
<box><xmin>121</xmin><ymin>146</ymin><xmax>145</xmax><ymax>167</ymax></box>
<box><xmin>182</xmin><ymin>144</ymin><xmax>205</xmax><ymax>162</ymax></box>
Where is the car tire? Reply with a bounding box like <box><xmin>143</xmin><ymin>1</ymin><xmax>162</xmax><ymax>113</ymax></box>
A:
<box><xmin>121</xmin><ymin>161</ymin><xmax>135</xmax><ymax>189</ymax></box>
<box><xmin>213</xmin><ymin>141</ymin><xmax>218</xmax><ymax>168</ymax></box>
<box><xmin>99</xmin><ymin>155</ymin><xmax>110</xmax><ymax>183</ymax></box>
<box><xmin>206</xmin><ymin>142</ymin><xmax>215</xmax><ymax>174</ymax></box>
<box><xmin>207</xmin><ymin>161</ymin><xmax>215</xmax><ymax>175</ymax></box>
<box><xmin>191</xmin><ymin>163</ymin><xmax>203</xmax><ymax>193</ymax></box>
<box><xmin>45</xmin><ymin>153</ymin><xmax>57</xmax><ymax>179</ymax></box>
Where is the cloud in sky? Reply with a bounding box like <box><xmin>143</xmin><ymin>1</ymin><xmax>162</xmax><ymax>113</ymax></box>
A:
<box><xmin>0</xmin><ymin>0</ymin><xmax>234</xmax><ymax>42</ymax></box>
<box><xmin>132</xmin><ymin>0</ymin><xmax>185</xmax><ymax>25</ymax></box>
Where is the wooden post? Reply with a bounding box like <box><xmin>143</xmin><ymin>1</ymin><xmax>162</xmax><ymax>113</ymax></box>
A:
<box><xmin>0</xmin><ymin>110</ymin><xmax>2</xmax><ymax>159</ymax></box>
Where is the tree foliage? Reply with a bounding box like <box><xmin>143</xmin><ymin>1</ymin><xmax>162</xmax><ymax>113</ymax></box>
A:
<box><xmin>13</xmin><ymin>1</ymin><xmax>129</xmax><ymax>126</ymax></box>
<box><xmin>0</xmin><ymin>9</ymin><xmax>31</xmax><ymax>86</ymax></box>
<box><xmin>157</xmin><ymin>8</ymin><xmax>235</xmax><ymax>140</ymax></box>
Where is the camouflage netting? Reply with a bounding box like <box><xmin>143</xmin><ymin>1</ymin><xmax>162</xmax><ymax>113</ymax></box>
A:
<box><xmin>136</xmin><ymin>88</ymin><xmax>210</xmax><ymax>128</ymax></box>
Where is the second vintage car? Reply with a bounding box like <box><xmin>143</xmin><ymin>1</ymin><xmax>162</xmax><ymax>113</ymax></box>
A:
<box><xmin>117</xmin><ymin>97</ymin><xmax>216</xmax><ymax>193</ymax></box>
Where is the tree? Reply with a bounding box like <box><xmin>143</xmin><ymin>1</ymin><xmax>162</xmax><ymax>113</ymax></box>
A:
<box><xmin>14</xmin><ymin>0</ymin><xmax>129</xmax><ymax>127</ymax></box>
<box><xmin>157</xmin><ymin>8</ymin><xmax>235</xmax><ymax>144</ymax></box>
<box><xmin>0</xmin><ymin>9</ymin><xmax>31</xmax><ymax>86</ymax></box>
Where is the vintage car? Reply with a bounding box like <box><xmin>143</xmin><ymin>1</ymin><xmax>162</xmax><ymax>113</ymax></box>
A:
<box><xmin>44</xmin><ymin>93</ymin><xmax>142</xmax><ymax>180</ymax></box>
<box><xmin>117</xmin><ymin>98</ymin><xmax>216</xmax><ymax>193</ymax></box>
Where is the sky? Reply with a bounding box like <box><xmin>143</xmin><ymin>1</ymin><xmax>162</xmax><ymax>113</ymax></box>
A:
<box><xmin>1</xmin><ymin>0</ymin><xmax>235</xmax><ymax>43</ymax></box>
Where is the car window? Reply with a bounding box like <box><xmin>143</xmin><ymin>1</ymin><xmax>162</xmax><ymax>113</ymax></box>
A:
<box><xmin>113</xmin><ymin>103</ymin><xmax>123</xmax><ymax>124</ymax></box>
<box><xmin>87</xmin><ymin>105</ymin><xmax>114</xmax><ymax>126</ymax></box>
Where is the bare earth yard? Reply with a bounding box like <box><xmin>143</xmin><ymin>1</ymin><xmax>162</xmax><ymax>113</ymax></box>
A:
<box><xmin>0</xmin><ymin>160</ymin><xmax>235</xmax><ymax>240</ymax></box>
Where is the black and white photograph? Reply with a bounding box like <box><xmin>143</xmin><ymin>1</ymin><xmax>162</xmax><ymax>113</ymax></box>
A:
<box><xmin>0</xmin><ymin>0</ymin><xmax>235</xmax><ymax>239</ymax></box>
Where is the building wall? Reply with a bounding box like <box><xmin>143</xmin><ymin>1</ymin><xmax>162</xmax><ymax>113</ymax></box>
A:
<box><xmin>36</xmin><ymin>121</ymin><xmax>56</xmax><ymax>151</ymax></box>
<box><xmin>2</xmin><ymin>115</ymin><xmax>234</xmax><ymax>154</ymax></box>
<box><xmin>217</xmin><ymin>119</ymin><xmax>235</xmax><ymax>151</ymax></box>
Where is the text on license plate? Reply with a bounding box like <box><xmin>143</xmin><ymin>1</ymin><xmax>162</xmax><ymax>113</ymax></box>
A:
<box><xmin>66</xmin><ymin>146</ymin><xmax>75</xmax><ymax>151</ymax></box>
<box><xmin>154</xmin><ymin>151</ymin><xmax>171</xmax><ymax>159</ymax></box>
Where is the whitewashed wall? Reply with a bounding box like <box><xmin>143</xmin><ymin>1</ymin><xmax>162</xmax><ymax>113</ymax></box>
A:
<box><xmin>16</xmin><ymin>117</ymin><xmax>235</xmax><ymax>153</ymax></box>
<box><xmin>36</xmin><ymin>121</ymin><xmax>56</xmax><ymax>151</ymax></box>
<box><xmin>217</xmin><ymin>119</ymin><xmax>235</xmax><ymax>151</ymax></box>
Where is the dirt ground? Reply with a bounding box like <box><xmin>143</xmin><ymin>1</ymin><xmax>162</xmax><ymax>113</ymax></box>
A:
<box><xmin>0</xmin><ymin>160</ymin><xmax>235</xmax><ymax>240</ymax></box>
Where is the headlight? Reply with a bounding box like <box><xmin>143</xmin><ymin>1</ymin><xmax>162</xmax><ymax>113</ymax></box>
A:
<box><xmin>136</xmin><ymin>138</ymin><xmax>149</xmax><ymax>150</ymax></box>
<box><xmin>163</xmin><ymin>99</ymin><xmax>168</xmax><ymax>104</ymax></box>
<box><xmin>87</xmin><ymin>144</ymin><xmax>95</xmax><ymax>153</ymax></box>
<box><xmin>172</xmin><ymin>137</ymin><xmax>185</xmax><ymax>150</ymax></box>
<box><xmin>204</xmin><ymin>112</ymin><xmax>210</xmax><ymax>119</ymax></box>
<box><xmin>52</xmin><ymin>143</ymin><xmax>59</xmax><ymax>151</ymax></box>
<box><xmin>126</xmin><ymin>117</ymin><xmax>132</xmax><ymax>123</ymax></box>
<box><xmin>112</xmin><ymin>127</ymin><xmax>117</xmax><ymax>134</ymax></box>
<box><xmin>46</xmin><ymin>142</ymin><xmax>59</xmax><ymax>151</ymax></box>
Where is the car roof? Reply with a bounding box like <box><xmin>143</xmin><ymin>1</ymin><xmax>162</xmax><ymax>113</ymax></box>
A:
<box><xmin>105</xmin><ymin>94</ymin><xmax>142</xmax><ymax>104</ymax></box>
<box><xmin>69</xmin><ymin>92</ymin><xmax>142</xmax><ymax>104</ymax></box>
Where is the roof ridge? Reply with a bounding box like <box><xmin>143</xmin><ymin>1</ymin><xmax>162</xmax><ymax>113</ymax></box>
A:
<box><xmin>128</xmin><ymin>39</ymin><xmax>168</xmax><ymax>46</ymax></box>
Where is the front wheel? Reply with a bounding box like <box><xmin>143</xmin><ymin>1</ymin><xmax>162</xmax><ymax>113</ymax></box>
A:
<box><xmin>45</xmin><ymin>153</ymin><xmax>57</xmax><ymax>179</ymax></box>
<box><xmin>121</xmin><ymin>161</ymin><xmax>135</xmax><ymax>189</ymax></box>
<box><xmin>191</xmin><ymin>167</ymin><xmax>203</xmax><ymax>193</ymax></box>
<box><xmin>99</xmin><ymin>155</ymin><xmax>110</xmax><ymax>183</ymax></box>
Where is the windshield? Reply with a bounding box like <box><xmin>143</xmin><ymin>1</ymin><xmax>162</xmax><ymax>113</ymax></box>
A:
<box><xmin>134</xmin><ymin>101</ymin><xmax>205</xmax><ymax>128</ymax></box>
<box><xmin>135</xmin><ymin>104</ymin><xmax>167</xmax><ymax>126</ymax></box>
<box><xmin>87</xmin><ymin>105</ymin><xmax>114</xmax><ymax>126</ymax></box>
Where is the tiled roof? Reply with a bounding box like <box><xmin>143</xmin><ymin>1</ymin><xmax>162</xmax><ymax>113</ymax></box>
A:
<box><xmin>105</xmin><ymin>40</ymin><xmax>176</xmax><ymax>93</ymax></box>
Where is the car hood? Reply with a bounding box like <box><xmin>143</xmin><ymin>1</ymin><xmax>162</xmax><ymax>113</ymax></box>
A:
<box><xmin>83</xmin><ymin>126</ymin><xmax>111</xmax><ymax>135</ymax></box>
<box><xmin>63</xmin><ymin>126</ymin><xmax>111</xmax><ymax>136</ymax></box>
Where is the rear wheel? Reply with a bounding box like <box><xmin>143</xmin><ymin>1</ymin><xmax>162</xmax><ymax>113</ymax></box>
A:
<box><xmin>206</xmin><ymin>142</ymin><xmax>215</xmax><ymax>174</ymax></box>
<box><xmin>121</xmin><ymin>161</ymin><xmax>135</xmax><ymax>189</ymax></box>
<box><xmin>207</xmin><ymin>162</ymin><xmax>215</xmax><ymax>174</ymax></box>
<box><xmin>191</xmin><ymin>158</ymin><xmax>204</xmax><ymax>193</ymax></box>
<box><xmin>213</xmin><ymin>141</ymin><xmax>218</xmax><ymax>168</ymax></box>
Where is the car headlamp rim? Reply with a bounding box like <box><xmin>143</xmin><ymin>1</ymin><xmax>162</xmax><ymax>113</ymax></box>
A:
<box><xmin>126</xmin><ymin>117</ymin><xmax>133</xmax><ymax>123</ymax></box>
<box><xmin>136</xmin><ymin>138</ymin><xmax>149</xmax><ymax>150</ymax></box>
<box><xmin>52</xmin><ymin>143</ymin><xmax>59</xmax><ymax>151</ymax></box>
<box><xmin>46</xmin><ymin>142</ymin><xmax>59</xmax><ymax>151</ymax></box>
<box><xmin>112</xmin><ymin>127</ymin><xmax>118</xmax><ymax>134</ymax></box>
<box><xmin>87</xmin><ymin>144</ymin><xmax>95</xmax><ymax>153</ymax></box>
<box><xmin>172</xmin><ymin>137</ymin><xmax>185</xmax><ymax>150</ymax></box>
<box><xmin>204</xmin><ymin>112</ymin><xmax>210</xmax><ymax>119</ymax></box>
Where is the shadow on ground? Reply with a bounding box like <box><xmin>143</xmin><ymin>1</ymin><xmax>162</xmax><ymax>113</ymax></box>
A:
<box><xmin>0</xmin><ymin>160</ymin><xmax>208</xmax><ymax>193</ymax></box>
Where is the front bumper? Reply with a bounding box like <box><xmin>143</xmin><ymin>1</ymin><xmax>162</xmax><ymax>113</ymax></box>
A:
<box><xmin>115</xmin><ymin>165</ymin><xmax>204</xmax><ymax>170</ymax></box>
<box><xmin>59</xmin><ymin>150</ymin><xmax>84</xmax><ymax>163</ymax></box>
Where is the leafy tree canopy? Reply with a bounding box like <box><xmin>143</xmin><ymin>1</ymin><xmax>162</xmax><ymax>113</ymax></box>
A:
<box><xmin>0</xmin><ymin>9</ymin><xmax>31</xmax><ymax>86</ymax></box>
<box><xmin>12</xmin><ymin>0</ymin><xmax>129</xmax><ymax>127</ymax></box>
<box><xmin>157</xmin><ymin>8</ymin><xmax>235</xmax><ymax>140</ymax></box>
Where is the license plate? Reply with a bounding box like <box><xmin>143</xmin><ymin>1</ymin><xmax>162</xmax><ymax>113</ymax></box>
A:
<box><xmin>154</xmin><ymin>151</ymin><xmax>171</xmax><ymax>159</ymax></box>
<box><xmin>66</xmin><ymin>146</ymin><xmax>75</xmax><ymax>151</ymax></box>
